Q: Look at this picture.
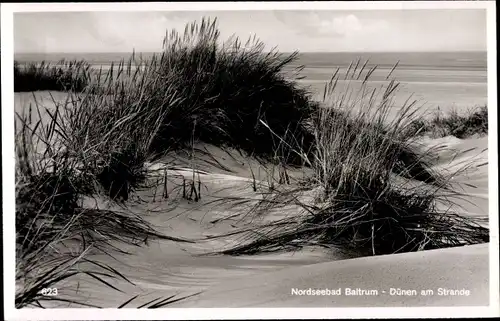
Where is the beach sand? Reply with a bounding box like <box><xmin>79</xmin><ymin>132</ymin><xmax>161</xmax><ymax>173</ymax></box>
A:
<box><xmin>175</xmin><ymin>243</ymin><xmax>489</xmax><ymax>307</ymax></box>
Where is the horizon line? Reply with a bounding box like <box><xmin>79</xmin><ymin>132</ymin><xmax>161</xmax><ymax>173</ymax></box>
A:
<box><xmin>14</xmin><ymin>49</ymin><xmax>488</xmax><ymax>55</ymax></box>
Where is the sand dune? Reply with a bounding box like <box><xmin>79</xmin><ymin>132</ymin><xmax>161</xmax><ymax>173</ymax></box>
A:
<box><xmin>31</xmin><ymin>133</ymin><xmax>489</xmax><ymax>309</ymax></box>
<box><xmin>14</xmin><ymin>91</ymin><xmax>490</xmax><ymax>309</ymax></box>
<box><xmin>418</xmin><ymin>135</ymin><xmax>489</xmax><ymax>221</ymax></box>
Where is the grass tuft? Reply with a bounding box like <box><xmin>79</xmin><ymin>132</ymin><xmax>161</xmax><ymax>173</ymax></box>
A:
<box><xmin>214</xmin><ymin>61</ymin><xmax>489</xmax><ymax>257</ymax></box>
<box><xmin>409</xmin><ymin>105</ymin><xmax>488</xmax><ymax>139</ymax></box>
<box><xmin>14</xmin><ymin>60</ymin><xmax>91</xmax><ymax>92</ymax></box>
<box><xmin>15</xmin><ymin>90</ymin><xmax>190</xmax><ymax>307</ymax></box>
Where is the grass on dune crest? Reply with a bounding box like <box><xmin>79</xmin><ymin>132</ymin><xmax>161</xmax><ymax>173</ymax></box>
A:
<box><xmin>409</xmin><ymin>105</ymin><xmax>488</xmax><ymax>139</ymax></box>
<box><xmin>149</xmin><ymin>18</ymin><xmax>317</xmax><ymax>161</ymax></box>
<box><xmin>14</xmin><ymin>60</ymin><xmax>92</xmax><ymax>92</ymax></box>
<box><xmin>61</xmin><ymin>17</ymin><xmax>317</xmax><ymax>170</ymax></box>
<box><xmin>213</xmin><ymin>63</ymin><xmax>489</xmax><ymax>257</ymax></box>
<box><xmin>60</xmin><ymin>17</ymin><xmax>439</xmax><ymax>200</ymax></box>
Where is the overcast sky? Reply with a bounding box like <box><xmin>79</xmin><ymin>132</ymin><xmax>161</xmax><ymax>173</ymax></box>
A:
<box><xmin>14</xmin><ymin>9</ymin><xmax>487</xmax><ymax>53</ymax></box>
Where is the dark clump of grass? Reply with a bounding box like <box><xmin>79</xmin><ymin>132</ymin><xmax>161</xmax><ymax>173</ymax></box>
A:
<box><xmin>95</xmin><ymin>143</ymin><xmax>148</xmax><ymax>202</ymax></box>
<box><xmin>73</xmin><ymin>17</ymin><xmax>316</xmax><ymax>165</ymax></box>
<box><xmin>15</xmin><ymin>170</ymin><xmax>93</xmax><ymax>253</ymax></box>
<box><xmin>148</xmin><ymin>18</ymin><xmax>317</xmax><ymax>163</ymax></box>
<box><xmin>409</xmin><ymin>105</ymin><xmax>488</xmax><ymax>139</ymax></box>
<box><xmin>14</xmin><ymin>60</ymin><xmax>91</xmax><ymax>92</ymax></box>
<box><xmin>15</xmin><ymin>169</ymin><xmax>130</xmax><ymax>308</ymax></box>
<box><xmin>56</xmin><ymin>56</ymin><xmax>182</xmax><ymax>201</ymax></box>
<box><xmin>214</xmin><ymin>63</ymin><xmax>489</xmax><ymax>257</ymax></box>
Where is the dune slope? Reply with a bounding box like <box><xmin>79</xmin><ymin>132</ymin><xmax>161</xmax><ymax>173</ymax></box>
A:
<box><xmin>175</xmin><ymin>243</ymin><xmax>489</xmax><ymax>307</ymax></box>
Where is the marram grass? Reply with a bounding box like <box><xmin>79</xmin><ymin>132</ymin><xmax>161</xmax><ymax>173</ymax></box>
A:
<box><xmin>15</xmin><ymin>83</ymin><xmax>192</xmax><ymax>308</ymax></box>
<box><xmin>14</xmin><ymin>60</ymin><xmax>91</xmax><ymax>92</ymax></box>
<box><xmin>409</xmin><ymin>105</ymin><xmax>488</xmax><ymax>139</ymax></box>
<box><xmin>213</xmin><ymin>61</ymin><xmax>489</xmax><ymax>256</ymax></box>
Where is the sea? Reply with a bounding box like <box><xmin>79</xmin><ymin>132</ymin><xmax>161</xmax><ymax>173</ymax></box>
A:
<box><xmin>15</xmin><ymin>51</ymin><xmax>488</xmax><ymax>111</ymax></box>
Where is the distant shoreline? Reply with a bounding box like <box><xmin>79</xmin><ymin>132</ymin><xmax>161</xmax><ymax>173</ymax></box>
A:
<box><xmin>14</xmin><ymin>50</ymin><xmax>488</xmax><ymax>55</ymax></box>
<box><xmin>14</xmin><ymin>51</ymin><xmax>488</xmax><ymax>71</ymax></box>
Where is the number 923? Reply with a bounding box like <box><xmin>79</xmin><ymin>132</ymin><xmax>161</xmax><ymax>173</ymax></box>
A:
<box><xmin>41</xmin><ymin>288</ymin><xmax>58</xmax><ymax>296</ymax></box>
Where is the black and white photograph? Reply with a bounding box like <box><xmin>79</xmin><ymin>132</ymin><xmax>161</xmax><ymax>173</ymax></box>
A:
<box><xmin>2</xmin><ymin>1</ymin><xmax>498</xmax><ymax>319</ymax></box>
